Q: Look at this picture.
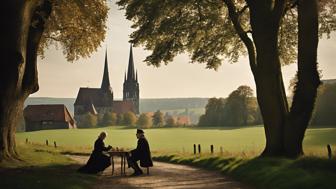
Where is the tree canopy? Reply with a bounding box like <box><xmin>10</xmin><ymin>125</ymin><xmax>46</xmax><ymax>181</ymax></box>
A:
<box><xmin>117</xmin><ymin>0</ymin><xmax>335</xmax><ymax>69</ymax></box>
<box><xmin>39</xmin><ymin>0</ymin><xmax>109</xmax><ymax>61</ymax></box>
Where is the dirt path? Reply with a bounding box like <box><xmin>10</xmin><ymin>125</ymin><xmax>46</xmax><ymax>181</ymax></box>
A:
<box><xmin>70</xmin><ymin>155</ymin><xmax>252</xmax><ymax>189</ymax></box>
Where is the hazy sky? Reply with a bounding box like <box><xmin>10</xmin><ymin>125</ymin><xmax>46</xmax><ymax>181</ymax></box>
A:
<box><xmin>31</xmin><ymin>3</ymin><xmax>336</xmax><ymax>99</ymax></box>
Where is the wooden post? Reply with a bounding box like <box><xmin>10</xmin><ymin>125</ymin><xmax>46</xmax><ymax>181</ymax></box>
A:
<box><xmin>193</xmin><ymin>144</ymin><xmax>196</xmax><ymax>155</ymax></box>
<box><xmin>198</xmin><ymin>144</ymin><xmax>201</xmax><ymax>154</ymax></box>
<box><xmin>220</xmin><ymin>146</ymin><xmax>223</xmax><ymax>155</ymax></box>
<box><xmin>210</xmin><ymin>145</ymin><xmax>214</xmax><ymax>154</ymax></box>
<box><xmin>54</xmin><ymin>141</ymin><xmax>57</xmax><ymax>148</ymax></box>
<box><xmin>46</xmin><ymin>140</ymin><xmax>48</xmax><ymax>146</ymax></box>
<box><xmin>25</xmin><ymin>138</ymin><xmax>28</xmax><ymax>144</ymax></box>
<box><xmin>327</xmin><ymin>144</ymin><xmax>332</xmax><ymax>159</ymax></box>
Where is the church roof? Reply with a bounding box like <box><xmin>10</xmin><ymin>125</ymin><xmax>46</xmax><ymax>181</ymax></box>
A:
<box><xmin>24</xmin><ymin>104</ymin><xmax>75</xmax><ymax>125</ymax></box>
<box><xmin>74</xmin><ymin>88</ymin><xmax>114</xmax><ymax>106</ymax></box>
<box><xmin>112</xmin><ymin>100</ymin><xmax>135</xmax><ymax>114</ymax></box>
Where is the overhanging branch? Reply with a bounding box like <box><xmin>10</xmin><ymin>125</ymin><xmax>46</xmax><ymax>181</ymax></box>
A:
<box><xmin>222</xmin><ymin>0</ymin><xmax>257</xmax><ymax>75</ymax></box>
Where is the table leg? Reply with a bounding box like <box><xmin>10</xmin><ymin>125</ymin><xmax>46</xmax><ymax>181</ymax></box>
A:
<box><xmin>120</xmin><ymin>155</ymin><xmax>123</xmax><ymax>175</ymax></box>
<box><xmin>111</xmin><ymin>156</ymin><xmax>114</xmax><ymax>175</ymax></box>
<box><xmin>123</xmin><ymin>155</ymin><xmax>127</xmax><ymax>175</ymax></box>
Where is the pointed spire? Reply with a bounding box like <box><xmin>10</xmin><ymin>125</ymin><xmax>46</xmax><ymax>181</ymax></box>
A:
<box><xmin>127</xmin><ymin>44</ymin><xmax>136</xmax><ymax>81</ymax></box>
<box><xmin>101</xmin><ymin>49</ymin><xmax>112</xmax><ymax>91</ymax></box>
<box><xmin>136</xmin><ymin>70</ymin><xmax>138</xmax><ymax>82</ymax></box>
<box><xmin>124</xmin><ymin>71</ymin><xmax>127</xmax><ymax>82</ymax></box>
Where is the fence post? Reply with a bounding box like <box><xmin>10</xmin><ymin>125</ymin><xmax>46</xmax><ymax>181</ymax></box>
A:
<box><xmin>193</xmin><ymin>144</ymin><xmax>196</xmax><ymax>155</ymax></box>
<box><xmin>220</xmin><ymin>146</ymin><xmax>223</xmax><ymax>155</ymax></box>
<box><xmin>198</xmin><ymin>144</ymin><xmax>201</xmax><ymax>154</ymax></box>
<box><xmin>25</xmin><ymin>138</ymin><xmax>28</xmax><ymax>144</ymax></box>
<box><xmin>327</xmin><ymin>144</ymin><xmax>332</xmax><ymax>159</ymax></box>
<box><xmin>54</xmin><ymin>141</ymin><xmax>57</xmax><ymax>148</ymax></box>
<box><xmin>210</xmin><ymin>145</ymin><xmax>214</xmax><ymax>154</ymax></box>
<box><xmin>46</xmin><ymin>140</ymin><xmax>48</xmax><ymax>146</ymax></box>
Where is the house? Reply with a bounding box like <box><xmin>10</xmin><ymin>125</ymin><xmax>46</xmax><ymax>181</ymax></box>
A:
<box><xmin>23</xmin><ymin>104</ymin><xmax>76</xmax><ymax>131</ymax></box>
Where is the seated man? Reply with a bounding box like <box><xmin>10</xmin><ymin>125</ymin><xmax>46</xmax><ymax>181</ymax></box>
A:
<box><xmin>78</xmin><ymin>131</ymin><xmax>112</xmax><ymax>174</ymax></box>
<box><xmin>127</xmin><ymin>129</ymin><xmax>153</xmax><ymax>176</ymax></box>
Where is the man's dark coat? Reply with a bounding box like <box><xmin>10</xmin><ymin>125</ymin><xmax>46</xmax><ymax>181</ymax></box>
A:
<box><xmin>130</xmin><ymin>137</ymin><xmax>153</xmax><ymax>167</ymax></box>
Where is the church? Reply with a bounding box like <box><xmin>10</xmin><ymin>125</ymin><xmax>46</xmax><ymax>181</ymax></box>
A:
<box><xmin>74</xmin><ymin>45</ymin><xmax>140</xmax><ymax>123</ymax></box>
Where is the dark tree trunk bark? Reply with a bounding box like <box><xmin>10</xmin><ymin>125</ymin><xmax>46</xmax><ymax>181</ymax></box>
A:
<box><xmin>227</xmin><ymin>0</ymin><xmax>319</xmax><ymax>158</ymax></box>
<box><xmin>284</xmin><ymin>0</ymin><xmax>320</xmax><ymax>158</ymax></box>
<box><xmin>249</xmin><ymin>2</ymin><xmax>289</xmax><ymax>156</ymax></box>
<box><xmin>0</xmin><ymin>0</ymin><xmax>51</xmax><ymax>161</ymax></box>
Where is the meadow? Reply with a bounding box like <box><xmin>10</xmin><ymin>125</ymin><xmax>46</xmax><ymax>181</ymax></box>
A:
<box><xmin>16</xmin><ymin>126</ymin><xmax>336</xmax><ymax>156</ymax></box>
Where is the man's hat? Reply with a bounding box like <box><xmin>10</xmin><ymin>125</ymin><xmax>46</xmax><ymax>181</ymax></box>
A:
<box><xmin>137</xmin><ymin>129</ymin><xmax>144</xmax><ymax>134</ymax></box>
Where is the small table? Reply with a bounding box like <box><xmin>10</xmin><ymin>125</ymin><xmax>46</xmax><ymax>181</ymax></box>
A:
<box><xmin>108</xmin><ymin>151</ymin><xmax>128</xmax><ymax>176</ymax></box>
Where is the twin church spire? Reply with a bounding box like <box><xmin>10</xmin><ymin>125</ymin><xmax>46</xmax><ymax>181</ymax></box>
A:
<box><xmin>101</xmin><ymin>49</ymin><xmax>112</xmax><ymax>91</ymax></box>
<box><xmin>100</xmin><ymin>44</ymin><xmax>140</xmax><ymax>114</ymax></box>
<box><xmin>101</xmin><ymin>44</ymin><xmax>138</xmax><ymax>91</ymax></box>
<box><xmin>124</xmin><ymin>45</ymin><xmax>138</xmax><ymax>83</ymax></box>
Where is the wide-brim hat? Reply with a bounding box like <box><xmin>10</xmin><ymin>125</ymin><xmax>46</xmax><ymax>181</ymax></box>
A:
<box><xmin>137</xmin><ymin>129</ymin><xmax>144</xmax><ymax>134</ymax></box>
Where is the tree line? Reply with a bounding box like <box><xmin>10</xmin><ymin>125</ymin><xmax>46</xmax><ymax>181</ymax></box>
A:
<box><xmin>199</xmin><ymin>82</ymin><xmax>336</xmax><ymax>127</ymax></box>
<box><xmin>198</xmin><ymin>85</ymin><xmax>262</xmax><ymax>127</ymax></box>
<box><xmin>78</xmin><ymin>110</ymin><xmax>186</xmax><ymax>128</ymax></box>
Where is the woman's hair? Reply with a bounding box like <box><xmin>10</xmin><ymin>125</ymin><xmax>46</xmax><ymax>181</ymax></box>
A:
<box><xmin>99</xmin><ymin>131</ymin><xmax>107</xmax><ymax>139</ymax></box>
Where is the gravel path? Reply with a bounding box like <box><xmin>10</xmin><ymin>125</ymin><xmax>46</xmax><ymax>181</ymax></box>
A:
<box><xmin>70</xmin><ymin>155</ymin><xmax>252</xmax><ymax>189</ymax></box>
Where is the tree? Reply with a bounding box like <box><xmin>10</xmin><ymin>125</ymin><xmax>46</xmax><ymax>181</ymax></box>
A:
<box><xmin>152</xmin><ymin>110</ymin><xmax>164</xmax><ymax>127</ymax></box>
<box><xmin>198</xmin><ymin>98</ymin><xmax>225</xmax><ymax>126</ymax></box>
<box><xmin>224</xmin><ymin>85</ymin><xmax>254</xmax><ymax>126</ymax></box>
<box><xmin>117</xmin><ymin>113</ymin><xmax>125</xmax><ymax>125</ymax></box>
<box><xmin>123</xmin><ymin>111</ymin><xmax>137</xmax><ymax>126</ymax></box>
<box><xmin>311</xmin><ymin>83</ymin><xmax>336</xmax><ymax>125</ymax></box>
<box><xmin>79</xmin><ymin>113</ymin><xmax>98</xmax><ymax>128</ymax></box>
<box><xmin>165</xmin><ymin>115</ymin><xmax>176</xmax><ymax>127</ymax></box>
<box><xmin>117</xmin><ymin>0</ymin><xmax>335</xmax><ymax>157</ymax></box>
<box><xmin>101</xmin><ymin>112</ymin><xmax>117</xmax><ymax>126</ymax></box>
<box><xmin>1</xmin><ymin>0</ymin><xmax>108</xmax><ymax>160</ymax></box>
<box><xmin>137</xmin><ymin>113</ymin><xmax>153</xmax><ymax>128</ymax></box>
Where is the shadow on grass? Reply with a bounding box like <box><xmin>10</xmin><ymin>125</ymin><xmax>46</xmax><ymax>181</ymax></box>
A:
<box><xmin>0</xmin><ymin>163</ymin><xmax>96</xmax><ymax>189</ymax></box>
<box><xmin>153</xmin><ymin>155</ymin><xmax>336</xmax><ymax>189</ymax></box>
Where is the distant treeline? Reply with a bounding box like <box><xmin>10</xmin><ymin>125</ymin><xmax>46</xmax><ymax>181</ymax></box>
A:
<box><xmin>198</xmin><ymin>86</ymin><xmax>262</xmax><ymax>127</ymax></box>
<box><xmin>24</xmin><ymin>97</ymin><xmax>208</xmax><ymax>114</ymax></box>
<box><xmin>311</xmin><ymin>82</ymin><xmax>336</xmax><ymax>126</ymax></box>
<box><xmin>198</xmin><ymin>83</ymin><xmax>336</xmax><ymax>127</ymax></box>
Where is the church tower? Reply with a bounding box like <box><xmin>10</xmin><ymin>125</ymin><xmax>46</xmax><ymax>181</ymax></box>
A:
<box><xmin>123</xmin><ymin>45</ymin><xmax>140</xmax><ymax>114</ymax></box>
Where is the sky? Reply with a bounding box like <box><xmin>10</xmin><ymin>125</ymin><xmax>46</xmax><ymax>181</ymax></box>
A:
<box><xmin>31</xmin><ymin>3</ymin><xmax>336</xmax><ymax>99</ymax></box>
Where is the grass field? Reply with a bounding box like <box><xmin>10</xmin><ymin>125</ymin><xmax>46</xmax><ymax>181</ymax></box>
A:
<box><xmin>16</xmin><ymin>126</ymin><xmax>336</xmax><ymax>156</ymax></box>
<box><xmin>0</xmin><ymin>145</ymin><xmax>96</xmax><ymax>189</ymax></box>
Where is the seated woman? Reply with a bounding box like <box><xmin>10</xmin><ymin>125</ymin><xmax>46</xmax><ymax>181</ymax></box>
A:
<box><xmin>78</xmin><ymin>131</ymin><xmax>112</xmax><ymax>174</ymax></box>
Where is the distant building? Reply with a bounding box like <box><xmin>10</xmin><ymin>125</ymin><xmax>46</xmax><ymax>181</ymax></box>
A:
<box><xmin>176</xmin><ymin>116</ymin><xmax>191</xmax><ymax>125</ymax></box>
<box><xmin>24</xmin><ymin>104</ymin><xmax>76</xmax><ymax>131</ymax></box>
<box><xmin>74</xmin><ymin>45</ymin><xmax>140</xmax><ymax>125</ymax></box>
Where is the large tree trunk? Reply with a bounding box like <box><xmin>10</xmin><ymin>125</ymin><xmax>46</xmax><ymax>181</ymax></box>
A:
<box><xmin>284</xmin><ymin>0</ymin><xmax>320</xmax><ymax>158</ymax></box>
<box><xmin>0</xmin><ymin>0</ymin><xmax>51</xmax><ymax>161</ymax></box>
<box><xmin>249</xmin><ymin>2</ymin><xmax>289</xmax><ymax>156</ymax></box>
<box><xmin>227</xmin><ymin>0</ymin><xmax>319</xmax><ymax>158</ymax></box>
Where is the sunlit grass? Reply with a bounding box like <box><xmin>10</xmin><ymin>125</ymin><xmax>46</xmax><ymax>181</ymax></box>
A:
<box><xmin>16</xmin><ymin>126</ymin><xmax>336</xmax><ymax>157</ymax></box>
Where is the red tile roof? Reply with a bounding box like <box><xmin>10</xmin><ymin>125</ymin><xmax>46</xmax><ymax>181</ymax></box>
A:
<box><xmin>24</xmin><ymin>104</ymin><xmax>75</xmax><ymax>126</ymax></box>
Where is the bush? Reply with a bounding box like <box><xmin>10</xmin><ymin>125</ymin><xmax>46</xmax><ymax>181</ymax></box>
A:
<box><xmin>137</xmin><ymin>113</ymin><xmax>153</xmax><ymax>128</ymax></box>
<box><xmin>78</xmin><ymin>113</ymin><xmax>98</xmax><ymax>128</ymax></box>
<box><xmin>100</xmin><ymin>112</ymin><xmax>117</xmax><ymax>126</ymax></box>
<box><xmin>123</xmin><ymin>111</ymin><xmax>137</xmax><ymax>126</ymax></box>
